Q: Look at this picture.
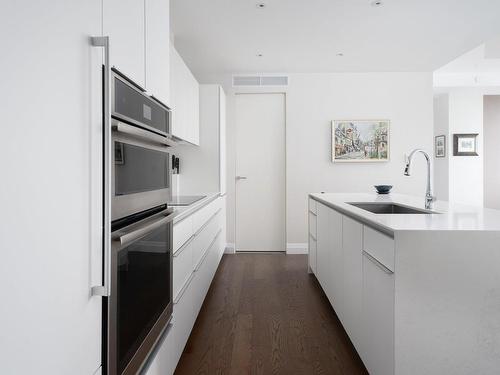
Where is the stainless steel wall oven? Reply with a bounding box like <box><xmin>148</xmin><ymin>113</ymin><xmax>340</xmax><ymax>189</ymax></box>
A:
<box><xmin>90</xmin><ymin>50</ymin><xmax>176</xmax><ymax>375</ymax></box>
<box><xmin>108</xmin><ymin>205</ymin><xmax>174</xmax><ymax>375</ymax></box>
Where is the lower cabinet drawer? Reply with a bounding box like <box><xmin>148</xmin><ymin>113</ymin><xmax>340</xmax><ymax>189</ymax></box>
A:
<box><xmin>363</xmin><ymin>226</ymin><xmax>395</xmax><ymax>272</ymax></box>
<box><xmin>173</xmin><ymin>216</ymin><xmax>193</xmax><ymax>253</ymax></box>
<box><xmin>172</xmin><ymin>277</ymin><xmax>195</xmax><ymax>370</ymax></box>
<box><xmin>192</xmin><ymin>198</ymin><xmax>221</xmax><ymax>234</ymax></box>
<box><xmin>173</xmin><ymin>239</ymin><xmax>194</xmax><ymax>301</ymax></box>
<box><xmin>192</xmin><ymin>209</ymin><xmax>222</xmax><ymax>268</ymax></box>
<box><xmin>143</xmin><ymin>323</ymin><xmax>174</xmax><ymax>375</ymax></box>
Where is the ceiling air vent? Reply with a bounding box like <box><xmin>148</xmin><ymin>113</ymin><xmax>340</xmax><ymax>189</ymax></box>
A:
<box><xmin>232</xmin><ymin>74</ymin><xmax>289</xmax><ymax>87</ymax></box>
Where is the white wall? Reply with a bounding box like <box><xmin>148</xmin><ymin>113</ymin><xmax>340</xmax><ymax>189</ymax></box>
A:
<box><xmin>202</xmin><ymin>72</ymin><xmax>434</xmax><ymax>247</ymax></box>
<box><xmin>484</xmin><ymin>95</ymin><xmax>500</xmax><ymax>209</ymax></box>
<box><xmin>433</xmin><ymin>94</ymin><xmax>450</xmax><ymax>200</ymax></box>
<box><xmin>448</xmin><ymin>89</ymin><xmax>484</xmax><ymax>206</ymax></box>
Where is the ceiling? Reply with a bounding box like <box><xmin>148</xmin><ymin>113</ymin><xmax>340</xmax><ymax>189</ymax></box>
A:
<box><xmin>435</xmin><ymin>43</ymin><xmax>500</xmax><ymax>74</ymax></box>
<box><xmin>171</xmin><ymin>0</ymin><xmax>500</xmax><ymax>80</ymax></box>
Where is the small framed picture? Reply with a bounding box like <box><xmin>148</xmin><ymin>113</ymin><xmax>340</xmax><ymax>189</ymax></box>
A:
<box><xmin>435</xmin><ymin>135</ymin><xmax>446</xmax><ymax>158</ymax></box>
<box><xmin>453</xmin><ymin>133</ymin><xmax>478</xmax><ymax>156</ymax></box>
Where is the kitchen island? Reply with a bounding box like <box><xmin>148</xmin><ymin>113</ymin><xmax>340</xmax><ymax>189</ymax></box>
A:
<box><xmin>308</xmin><ymin>193</ymin><xmax>500</xmax><ymax>375</ymax></box>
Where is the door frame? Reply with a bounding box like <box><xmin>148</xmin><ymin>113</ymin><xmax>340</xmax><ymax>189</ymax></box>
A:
<box><xmin>234</xmin><ymin>92</ymin><xmax>287</xmax><ymax>253</ymax></box>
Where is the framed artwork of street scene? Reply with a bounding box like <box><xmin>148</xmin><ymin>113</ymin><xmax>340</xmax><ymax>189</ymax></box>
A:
<box><xmin>332</xmin><ymin>120</ymin><xmax>390</xmax><ymax>162</ymax></box>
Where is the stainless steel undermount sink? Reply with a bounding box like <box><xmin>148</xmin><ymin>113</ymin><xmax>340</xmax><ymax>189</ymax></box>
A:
<box><xmin>347</xmin><ymin>202</ymin><xmax>437</xmax><ymax>214</ymax></box>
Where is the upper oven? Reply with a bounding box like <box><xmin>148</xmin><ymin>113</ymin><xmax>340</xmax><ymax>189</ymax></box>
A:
<box><xmin>111</xmin><ymin>68</ymin><xmax>172</xmax><ymax>137</ymax></box>
<box><xmin>110</xmin><ymin>70</ymin><xmax>175</xmax><ymax>221</ymax></box>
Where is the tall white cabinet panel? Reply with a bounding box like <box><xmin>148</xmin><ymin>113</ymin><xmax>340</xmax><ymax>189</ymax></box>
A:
<box><xmin>170</xmin><ymin>45</ymin><xmax>200</xmax><ymax>144</ymax></box>
<box><xmin>103</xmin><ymin>0</ymin><xmax>145</xmax><ymax>87</ymax></box>
<box><xmin>0</xmin><ymin>1</ymin><xmax>102</xmax><ymax>374</ymax></box>
<box><xmin>145</xmin><ymin>0</ymin><xmax>170</xmax><ymax>104</ymax></box>
<box><xmin>362</xmin><ymin>252</ymin><xmax>395</xmax><ymax>375</ymax></box>
<box><xmin>342</xmin><ymin>216</ymin><xmax>363</xmax><ymax>350</ymax></box>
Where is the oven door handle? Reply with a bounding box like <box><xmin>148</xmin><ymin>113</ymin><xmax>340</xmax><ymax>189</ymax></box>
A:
<box><xmin>113</xmin><ymin>121</ymin><xmax>177</xmax><ymax>148</ymax></box>
<box><xmin>116</xmin><ymin>209</ymin><xmax>176</xmax><ymax>247</ymax></box>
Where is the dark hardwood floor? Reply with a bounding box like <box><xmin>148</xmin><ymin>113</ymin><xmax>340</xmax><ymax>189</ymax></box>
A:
<box><xmin>175</xmin><ymin>253</ymin><xmax>367</xmax><ymax>375</ymax></box>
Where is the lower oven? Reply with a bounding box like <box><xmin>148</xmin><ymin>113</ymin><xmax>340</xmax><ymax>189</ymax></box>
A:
<box><xmin>107</xmin><ymin>204</ymin><xmax>174</xmax><ymax>375</ymax></box>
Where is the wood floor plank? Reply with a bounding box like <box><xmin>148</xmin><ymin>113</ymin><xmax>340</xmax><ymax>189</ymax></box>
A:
<box><xmin>174</xmin><ymin>254</ymin><xmax>367</xmax><ymax>375</ymax></box>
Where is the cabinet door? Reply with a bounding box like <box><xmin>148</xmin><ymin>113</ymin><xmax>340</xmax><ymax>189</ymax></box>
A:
<box><xmin>219</xmin><ymin>87</ymin><xmax>227</xmax><ymax>195</ymax></box>
<box><xmin>1</xmin><ymin>1</ymin><xmax>102</xmax><ymax>374</ymax></box>
<box><xmin>103</xmin><ymin>0</ymin><xmax>145</xmax><ymax>87</ymax></box>
<box><xmin>316</xmin><ymin>203</ymin><xmax>330</xmax><ymax>294</ymax></box>
<box><xmin>145</xmin><ymin>0</ymin><xmax>170</xmax><ymax>104</ymax></box>
<box><xmin>170</xmin><ymin>45</ymin><xmax>199</xmax><ymax>144</ymax></box>
<box><xmin>316</xmin><ymin>203</ymin><xmax>342</xmax><ymax>307</ymax></box>
<box><xmin>362</xmin><ymin>251</ymin><xmax>395</xmax><ymax>375</ymax></box>
<box><xmin>342</xmin><ymin>216</ymin><xmax>363</xmax><ymax>350</ymax></box>
<box><xmin>328</xmin><ymin>209</ymin><xmax>343</xmax><ymax>310</ymax></box>
<box><xmin>170</xmin><ymin>45</ymin><xmax>187</xmax><ymax>140</ymax></box>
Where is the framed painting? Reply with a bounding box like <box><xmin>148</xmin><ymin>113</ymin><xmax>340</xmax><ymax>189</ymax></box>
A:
<box><xmin>435</xmin><ymin>135</ymin><xmax>446</xmax><ymax>158</ymax></box>
<box><xmin>332</xmin><ymin>120</ymin><xmax>390</xmax><ymax>162</ymax></box>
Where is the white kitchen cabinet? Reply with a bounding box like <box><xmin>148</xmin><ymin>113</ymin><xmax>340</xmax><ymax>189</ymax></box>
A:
<box><xmin>1</xmin><ymin>1</ymin><xmax>102</xmax><ymax>374</ymax></box>
<box><xmin>316</xmin><ymin>202</ymin><xmax>342</xmax><ymax>309</ymax></box>
<box><xmin>362</xmin><ymin>250</ymin><xmax>395</xmax><ymax>375</ymax></box>
<box><xmin>170</xmin><ymin>45</ymin><xmax>200</xmax><ymax>144</ymax></box>
<box><xmin>147</xmin><ymin>197</ymin><xmax>226</xmax><ymax>374</ymax></box>
<box><xmin>341</xmin><ymin>216</ymin><xmax>363</xmax><ymax>350</ymax></box>
<box><xmin>103</xmin><ymin>0</ymin><xmax>145</xmax><ymax>87</ymax></box>
<box><xmin>143</xmin><ymin>324</ymin><xmax>174</xmax><ymax>375</ymax></box>
<box><xmin>316</xmin><ymin>202</ymin><xmax>330</xmax><ymax>294</ymax></box>
<box><xmin>328</xmin><ymin>209</ymin><xmax>343</xmax><ymax>310</ymax></box>
<box><xmin>145</xmin><ymin>0</ymin><xmax>170</xmax><ymax>104</ymax></box>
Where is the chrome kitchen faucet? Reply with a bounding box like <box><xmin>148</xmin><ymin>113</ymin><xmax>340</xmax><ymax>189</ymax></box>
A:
<box><xmin>404</xmin><ymin>149</ymin><xmax>436</xmax><ymax>209</ymax></box>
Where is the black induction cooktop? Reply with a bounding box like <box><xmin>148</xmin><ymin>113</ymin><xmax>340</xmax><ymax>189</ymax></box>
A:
<box><xmin>168</xmin><ymin>195</ymin><xmax>206</xmax><ymax>206</ymax></box>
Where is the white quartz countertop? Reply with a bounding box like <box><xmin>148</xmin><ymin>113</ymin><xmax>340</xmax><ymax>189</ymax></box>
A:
<box><xmin>171</xmin><ymin>192</ymin><xmax>221</xmax><ymax>224</ymax></box>
<box><xmin>309</xmin><ymin>193</ymin><xmax>500</xmax><ymax>234</ymax></box>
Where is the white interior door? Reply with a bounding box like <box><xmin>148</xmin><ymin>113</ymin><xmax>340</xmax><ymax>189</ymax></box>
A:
<box><xmin>235</xmin><ymin>93</ymin><xmax>285</xmax><ymax>252</ymax></box>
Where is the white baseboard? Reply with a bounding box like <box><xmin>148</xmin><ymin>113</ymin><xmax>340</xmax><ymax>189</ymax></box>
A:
<box><xmin>286</xmin><ymin>243</ymin><xmax>308</xmax><ymax>254</ymax></box>
<box><xmin>225</xmin><ymin>243</ymin><xmax>235</xmax><ymax>254</ymax></box>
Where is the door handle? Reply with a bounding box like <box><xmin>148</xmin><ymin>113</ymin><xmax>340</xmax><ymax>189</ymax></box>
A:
<box><xmin>90</xmin><ymin>35</ymin><xmax>111</xmax><ymax>297</ymax></box>
<box><xmin>115</xmin><ymin>209</ymin><xmax>176</xmax><ymax>247</ymax></box>
<box><xmin>236</xmin><ymin>176</ymin><xmax>247</xmax><ymax>180</ymax></box>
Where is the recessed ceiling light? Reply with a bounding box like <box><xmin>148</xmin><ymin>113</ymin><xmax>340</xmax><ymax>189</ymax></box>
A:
<box><xmin>370</xmin><ymin>0</ymin><xmax>383</xmax><ymax>6</ymax></box>
<box><xmin>256</xmin><ymin>3</ymin><xmax>266</xmax><ymax>8</ymax></box>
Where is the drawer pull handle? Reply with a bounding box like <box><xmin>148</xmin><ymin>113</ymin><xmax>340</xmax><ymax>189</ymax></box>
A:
<box><xmin>362</xmin><ymin>250</ymin><xmax>394</xmax><ymax>274</ymax></box>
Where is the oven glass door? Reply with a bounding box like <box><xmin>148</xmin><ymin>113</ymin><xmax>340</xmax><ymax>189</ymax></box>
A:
<box><xmin>112</xmin><ymin>135</ymin><xmax>171</xmax><ymax>221</ymax></box>
<box><xmin>113</xmin><ymin>74</ymin><xmax>170</xmax><ymax>135</ymax></box>
<box><xmin>114</xmin><ymin>141</ymin><xmax>169</xmax><ymax>196</ymax></box>
<box><xmin>113</xmin><ymin>217</ymin><xmax>173</xmax><ymax>374</ymax></box>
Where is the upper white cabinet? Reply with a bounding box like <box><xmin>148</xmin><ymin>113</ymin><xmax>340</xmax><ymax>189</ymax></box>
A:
<box><xmin>170</xmin><ymin>45</ymin><xmax>200</xmax><ymax>144</ymax></box>
<box><xmin>1</xmin><ymin>0</ymin><xmax>103</xmax><ymax>374</ymax></box>
<box><xmin>103</xmin><ymin>0</ymin><xmax>146</xmax><ymax>87</ymax></box>
<box><xmin>103</xmin><ymin>0</ymin><xmax>171</xmax><ymax>102</ymax></box>
<box><xmin>145</xmin><ymin>0</ymin><xmax>170</xmax><ymax>104</ymax></box>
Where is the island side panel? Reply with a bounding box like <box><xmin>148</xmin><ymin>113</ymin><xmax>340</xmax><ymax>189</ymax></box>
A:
<box><xmin>394</xmin><ymin>230</ymin><xmax>500</xmax><ymax>375</ymax></box>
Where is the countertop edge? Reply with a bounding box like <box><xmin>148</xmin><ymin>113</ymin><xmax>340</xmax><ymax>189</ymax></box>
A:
<box><xmin>172</xmin><ymin>193</ymin><xmax>221</xmax><ymax>224</ymax></box>
<box><xmin>310</xmin><ymin>194</ymin><xmax>395</xmax><ymax>237</ymax></box>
